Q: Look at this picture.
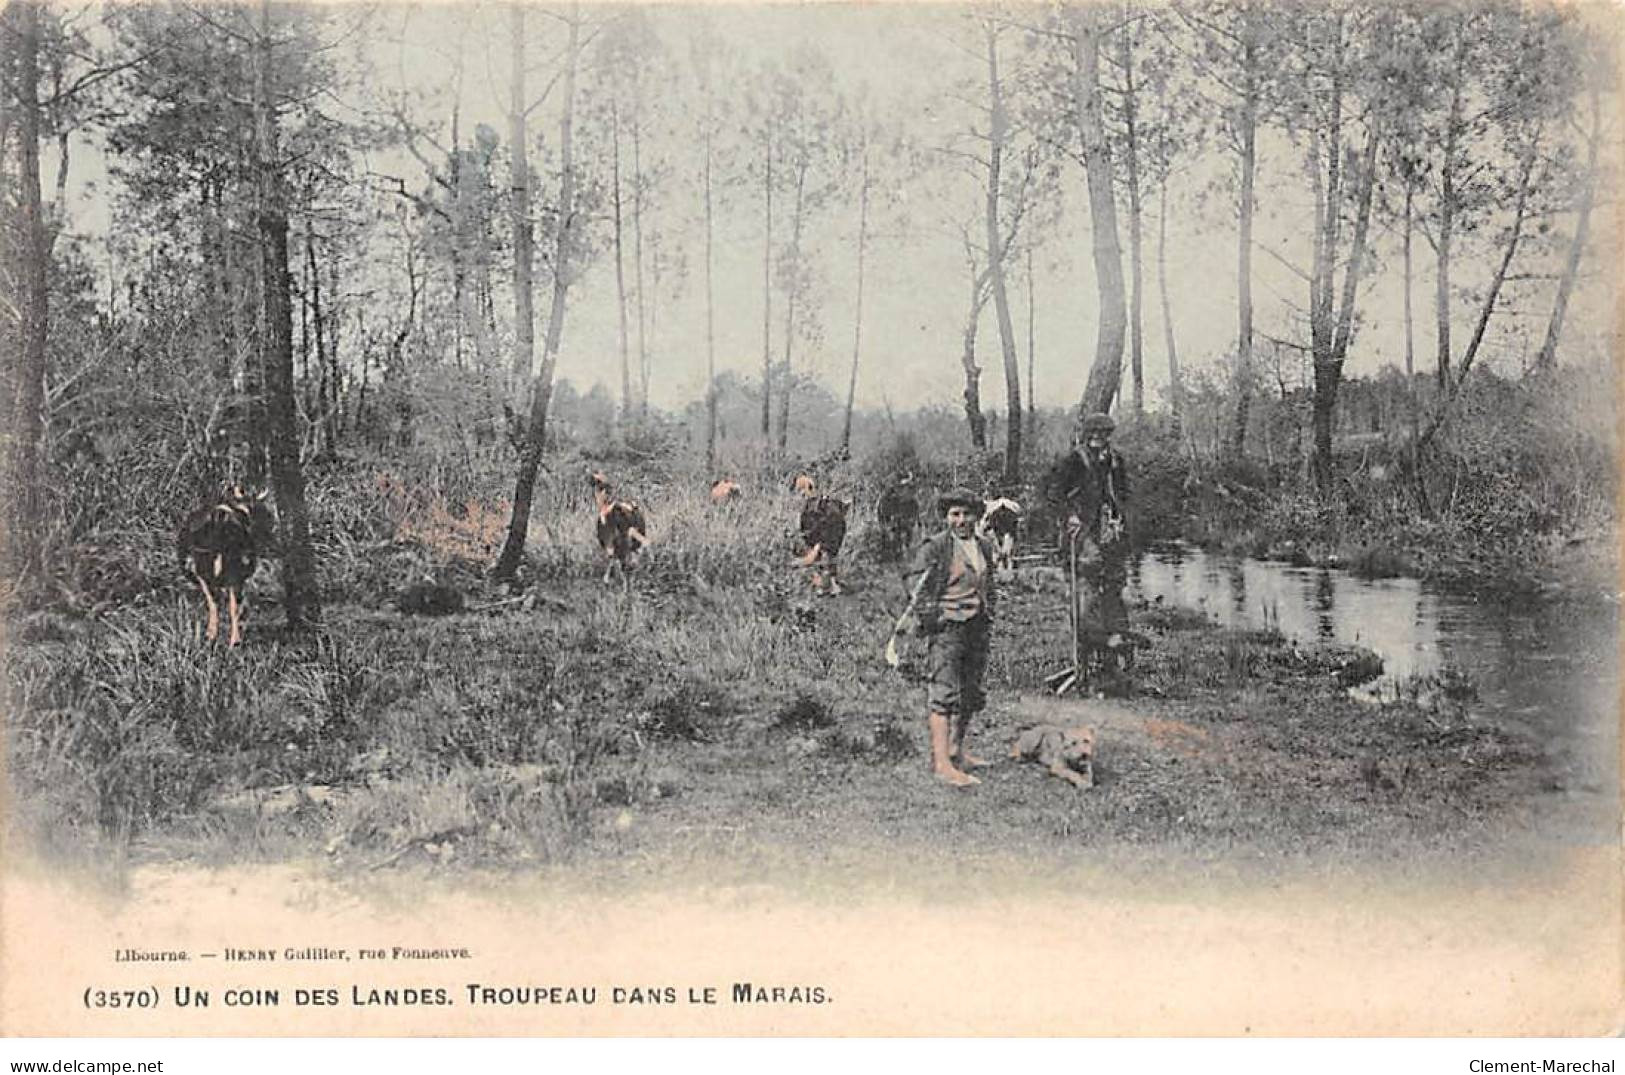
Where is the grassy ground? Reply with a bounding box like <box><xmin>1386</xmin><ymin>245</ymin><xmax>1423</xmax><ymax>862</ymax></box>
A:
<box><xmin>2</xmin><ymin>464</ymin><xmax>1591</xmax><ymax>895</ymax></box>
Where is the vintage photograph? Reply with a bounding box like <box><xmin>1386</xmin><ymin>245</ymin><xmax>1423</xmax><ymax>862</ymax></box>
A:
<box><xmin>1</xmin><ymin>0</ymin><xmax>1619</xmax><ymax>1037</ymax></box>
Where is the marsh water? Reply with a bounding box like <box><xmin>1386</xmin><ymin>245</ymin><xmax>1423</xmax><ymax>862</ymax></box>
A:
<box><xmin>1127</xmin><ymin>542</ymin><xmax>1620</xmax><ymax>800</ymax></box>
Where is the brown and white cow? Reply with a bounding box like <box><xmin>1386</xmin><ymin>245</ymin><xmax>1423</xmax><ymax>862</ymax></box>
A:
<box><xmin>977</xmin><ymin>496</ymin><xmax>1022</xmax><ymax>572</ymax></box>
<box><xmin>177</xmin><ymin>484</ymin><xmax>275</xmax><ymax>646</ymax></box>
<box><xmin>709</xmin><ymin>477</ymin><xmax>742</xmax><ymax>505</ymax></box>
<box><xmin>589</xmin><ymin>471</ymin><xmax>649</xmax><ymax>584</ymax></box>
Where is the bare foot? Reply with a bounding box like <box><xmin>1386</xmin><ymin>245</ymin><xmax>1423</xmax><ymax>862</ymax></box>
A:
<box><xmin>935</xmin><ymin>766</ymin><xmax>981</xmax><ymax>787</ymax></box>
<box><xmin>959</xmin><ymin>751</ymin><xmax>991</xmax><ymax>769</ymax></box>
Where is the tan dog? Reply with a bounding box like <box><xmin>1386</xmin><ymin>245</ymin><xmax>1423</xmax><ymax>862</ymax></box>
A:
<box><xmin>1010</xmin><ymin>724</ymin><xmax>1096</xmax><ymax>789</ymax></box>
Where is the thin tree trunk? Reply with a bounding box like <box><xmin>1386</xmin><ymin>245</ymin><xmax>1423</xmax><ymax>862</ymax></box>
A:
<box><xmin>961</xmin><ymin>257</ymin><xmax>990</xmax><ymax>450</ymax></box>
<box><xmin>1228</xmin><ymin>32</ymin><xmax>1257</xmax><ymax>457</ymax></box>
<box><xmin>495</xmin><ymin>7</ymin><xmax>580</xmax><ymax>582</ymax></box>
<box><xmin>255</xmin><ymin>0</ymin><xmax>320</xmax><ymax>629</ymax></box>
<box><xmin>986</xmin><ymin>24</ymin><xmax>1023</xmax><ymax>485</ymax></box>
<box><xmin>1069</xmin><ymin>12</ymin><xmax>1127</xmax><ymax>417</ymax></box>
<box><xmin>775</xmin><ymin>153</ymin><xmax>808</xmax><ymax>453</ymax></box>
<box><xmin>1158</xmin><ymin>156</ymin><xmax>1182</xmax><ymax>433</ymax></box>
<box><xmin>8</xmin><ymin>0</ymin><xmax>49</xmax><ymax>577</ymax></box>
<box><xmin>305</xmin><ymin>226</ymin><xmax>330</xmax><ymax>459</ymax></box>
<box><xmin>645</xmin><ymin>241</ymin><xmax>659</xmax><ymax>409</ymax></box>
<box><xmin>1026</xmin><ymin>247</ymin><xmax>1037</xmax><ymax>444</ymax></box>
<box><xmin>1536</xmin><ymin>81</ymin><xmax>1601</xmax><ymax>372</ymax></box>
<box><xmin>509</xmin><ymin>5</ymin><xmax>534</xmax><ymax>390</ymax></box>
<box><xmin>633</xmin><ymin>121</ymin><xmax>648</xmax><ymax>419</ymax></box>
<box><xmin>841</xmin><ymin>141</ymin><xmax>870</xmax><ymax>454</ymax></box>
<box><xmin>703</xmin><ymin>80</ymin><xmax>718</xmax><ymax>471</ymax></box>
<box><xmin>1119</xmin><ymin>29</ymin><xmax>1144</xmax><ymax>419</ymax></box>
<box><xmin>760</xmin><ymin>144</ymin><xmax>773</xmax><ymax>440</ymax></box>
<box><xmin>1420</xmin><ymin>133</ymin><xmax>1540</xmax><ymax>450</ymax></box>
<box><xmin>612</xmin><ymin>107</ymin><xmax>631</xmax><ymax>426</ymax></box>
<box><xmin>1435</xmin><ymin>31</ymin><xmax>1468</xmax><ymax>392</ymax></box>
<box><xmin>206</xmin><ymin>180</ymin><xmax>233</xmax><ymax>387</ymax></box>
<box><xmin>1403</xmin><ymin>177</ymin><xmax>1426</xmax><ymax>511</ymax></box>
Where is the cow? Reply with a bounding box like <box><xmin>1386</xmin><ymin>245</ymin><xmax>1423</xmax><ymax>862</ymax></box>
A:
<box><xmin>875</xmin><ymin>474</ymin><xmax>920</xmax><ymax>564</ymax></box>
<box><xmin>977</xmin><ymin>496</ymin><xmax>1023</xmax><ymax>572</ymax></box>
<box><xmin>795</xmin><ymin>478</ymin><xmax>849</xmax><ymax>597</ymax></box>
<box><xmin>589</xmin><ymin>471</ymin><xmax>649</xmax><ymax>584</ymax></box>
<box><xmin>177</xmin><ymin>483</ymin><xmax>275</xmax><ymax>647</ymax></box>
<box><xmin>709</xmin><ymin>477</ymin><xmax>742</xmax><ymax>505</ymax></box>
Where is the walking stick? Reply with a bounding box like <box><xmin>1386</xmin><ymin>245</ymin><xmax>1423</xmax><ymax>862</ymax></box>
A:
<box><xmin>1044</xmin><ymin>526</ymin><xmax>1083</xmax><ymax>696</ymax></box>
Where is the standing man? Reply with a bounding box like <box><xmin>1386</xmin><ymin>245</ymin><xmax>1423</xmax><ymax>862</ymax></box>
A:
<box><xmin>1043</xmin><ymin>412</ymin><xmax>1131</xmax><ymax>679</ymax></box>
<box><xmin>904</xmin><ymin>487</ymin><xmax>998</xmax><ymax>788</ymax></box>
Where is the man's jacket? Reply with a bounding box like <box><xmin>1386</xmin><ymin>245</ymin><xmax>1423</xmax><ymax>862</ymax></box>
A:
<box><xmin>1042</xmin><ymin>447</ymin><xmax>1129</xmax><ymax>543</ymax></box>
<box><xmin>907</xmin><ymin>529</ymin><xmax>997</xmax><ymax>633</ymax></box>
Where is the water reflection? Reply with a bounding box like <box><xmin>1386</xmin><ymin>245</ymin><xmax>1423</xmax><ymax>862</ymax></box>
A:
<box><xmin>1313</xmin><ymin>570</ymin><xmax>1334</xmax><ymax>640</ymax></box>
<box><xmin>1129</xmin><ymin>542</ymin><xmax>1619</xmax><ymax>790</ymax></box>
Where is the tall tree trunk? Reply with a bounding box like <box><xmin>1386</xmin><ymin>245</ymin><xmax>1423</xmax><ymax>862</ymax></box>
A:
<box><xmin>960</xmin><ymin>259</ymin><xmax>989</xmax><ymax>451</ymax></box>
<box><xmin>1158</xmin><ymin>157</ymin><xmax>1182</xmax><ymax>434</ymax></box>
<box><xmin>775</xmin><ymin>153</ymin><xmax>808</xmax><ymax>454</ymax></box>
<box><xmin>760</xmin><ymin>145</ymin><xmax>773</xmax><ymax>440</ymax></box>
<box><xmin>1420</xmin><ymin>133</ymin><xmax>1540</xmax><ymax>451</ymax></box>
<box><xmin>508</xmin><ymin>6</ymin><xmax>534</xmax><ymax>391</ymax></box>
<box><xmin>1402</xmin><ymin>176</ymin><xmax>1426</xmax><ymax>512</ymax></box>
<box><xmin>1119</xmin><ymin>29</ymin><xmax>1144</xmax><ymax>419</ymax></box>
<box><xmin>612</xmin><ymin>107</ymin><xmax>631</xmax><ymax>427</ymax></box>
<box><xmin>703</xmin><ymin>81</ymin><xmax>718</xmax><ymax>471</ymax></box>
<box><xmin>255</xmin><ymin>0</ymin><xmax>320</xmax><ymax>629</ymax></box>
<box><xmin>1229</xmin><ymin>20</ymin><xmax>1258</xmax><ymax>457</ymax></box>
<box><xmin>1069</xmin><ymin>12</ymin><xmax>1127</xmax><ymax>417</ymax></box>
<box><xmin>1536</xmin><ymin>81</ymin><xmax>1601</xmax><ymax>372</ymax></box>
<box><xmin>1307</xmin><ymin>16</ymin><xmax>1348</xmax><ymax>496</ymax></box>
<box><xmin>8</xmin><ymin>0</ymin><xmax>49</xmax><ymax>578</ymax></box>
<box><xmin>841</xmin><ymin>141</ymin><xmax>869</xmax><ymax>454</ymax></box>
<box><xmin>304</xmin><ymin>226</ymin><xmax>330</xmax><ymax>460</ymax></box>
<box><xmin>633</xmin><ymin>121</ymin><xmax>648</xmax><ymax>418</ymax></box>
<box><xmin>205</xmin><ymin>179</ymin><xmax>234</xmax><ymax>387</ymax></box>
<box><xmin>1313</xmin><ymin>124</ymin><xmax>1379</xmax><ymax>499</ymax></box>
<box><xmin>1435</xmin><ymin>31</ymin><xmax>1468</xmax><ymax>392</ymax></box>
<box><xmin>1026</xmin><ymin>247</ymin><xmax>1037</xmax><ymax>444</ymax></box>
<box><xmin>986</xmin><ymin>25</ymin><xmax>1022</xmax><ymax>485</ymax></box>
<box><xmin>495</xmin><ymin>7</ymin><xmax>579</xmax><ymax>582</ymax></box>
<box><xmin>1403</xmin><ymin>181</ymin><xmax>1415</xmax><ymax>395</ymax></box>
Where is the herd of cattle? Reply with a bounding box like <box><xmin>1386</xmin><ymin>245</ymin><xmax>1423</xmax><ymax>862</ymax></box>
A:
<box><xmin>597</xmin><ymin>471</ymin><xmax>1026</xmax><ymax>594</ymax></box>
<box><xmin>177</xmin><ymin>472</ymin><xmax>1029</xmax><ymax>645</ymax></box>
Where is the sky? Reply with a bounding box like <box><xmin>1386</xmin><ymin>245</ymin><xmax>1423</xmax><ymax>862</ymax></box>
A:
<box><xmin>63</xmin><ymin>1</ymin><xmax>1621</xmax><ymax>418</ymax></box>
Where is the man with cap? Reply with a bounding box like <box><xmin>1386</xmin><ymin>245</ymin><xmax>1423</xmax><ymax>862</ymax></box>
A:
<box><xmin>902</xmin><ymin>486</ymin><xmax>999</xmax><ymax>787</ymax></box>
<box><xmin>1042</xmin><ymin>411</ymin><xmax>1132</xmax><ymax>679</ymax></box>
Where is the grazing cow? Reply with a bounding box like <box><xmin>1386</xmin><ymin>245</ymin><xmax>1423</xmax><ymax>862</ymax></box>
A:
<box><xmin>709</xmin><ymin>477</ymin><xmax>742</xmax><ymax>505</ymax></box>
<box><xmin>589</xmin><ymin>472</ymin><xmax>649</xmax><ymax>584</ymax></box>
<box><xmin>796</xmin><ymin>480</ymin><xmax>850</xmax><ymax>596</ymax></box>
<box><xmin>977</xmin><ymin>496</ymin><xmax>1023</xmax><ymax>572</ymax></box>
<box><xmin>875</xmin><ymin>475</ymin><xmax>920</xmax><ymax>564</ymax></box>
<box><xmin>177</xmin><ymin>484</ymin><xmax>275</xmax><ymax>647</ymax></box>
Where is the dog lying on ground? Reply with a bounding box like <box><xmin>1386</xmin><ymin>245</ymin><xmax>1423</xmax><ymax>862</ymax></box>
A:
<box><xmin>1010</xmin><ymin>724</ymin><xmax>1096</xmax><ymax>789</ymax></box>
